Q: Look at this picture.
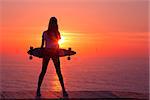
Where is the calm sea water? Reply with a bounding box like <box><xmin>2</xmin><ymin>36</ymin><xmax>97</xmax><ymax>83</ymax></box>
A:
<box><xmin>0</xmin><ymin>32</ymin><xmax>149</xmax><ymax>94</ymax></box>
<box><xmin>0</xmin><ymin>55</ymin><xmax>149</xmax><ymax>93</ymax></box>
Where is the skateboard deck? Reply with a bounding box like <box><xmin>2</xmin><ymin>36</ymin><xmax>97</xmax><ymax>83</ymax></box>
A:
<box><xmin>27</xmin><ymin>47</ymin><xmax>76</xmax><ymax>60</ymax></box>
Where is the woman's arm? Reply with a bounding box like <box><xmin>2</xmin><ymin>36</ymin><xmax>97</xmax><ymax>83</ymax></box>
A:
<box><xmin>57</xmin><ymin>31</ymin><xmax>61</xmax><ymax>40</ymax></box>
<box><xmin>41</xmin><ymin>33</ymin><xmax>45</xmax><ymax>48</ymax></box>
<box><xmin>41</xmin><ymin>38</ymin><xmax>44</xmax><ymax>48</ymax></box>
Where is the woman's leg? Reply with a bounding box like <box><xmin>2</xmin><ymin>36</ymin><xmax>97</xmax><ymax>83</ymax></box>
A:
<box><xmin>37</xmin><ymin>57</ymin><xmax>50</xmax><ymax>96</ymax></box>
<box><xmin>52</xmin><ymin>57</ymin><xmax>68</xmax><ymax>96</ymax></box>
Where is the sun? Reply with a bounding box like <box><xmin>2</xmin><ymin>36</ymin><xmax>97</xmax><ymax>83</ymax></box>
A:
<box><xmin>58</xmin><ymin>36</ymin><xmax>65</xmax><ymax>45</ymax></box>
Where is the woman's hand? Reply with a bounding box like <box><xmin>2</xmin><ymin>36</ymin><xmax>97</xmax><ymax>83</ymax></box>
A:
<box><xmin>41</xmin><ymin>45</ymin><xmax>44</xmax><ymax>48</ymax></box>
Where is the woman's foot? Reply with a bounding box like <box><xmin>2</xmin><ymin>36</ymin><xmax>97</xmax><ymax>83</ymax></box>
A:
<box><xmin>36</xmin><ymin>89</ymin><xmax>41</xmax><ymax>97</ymax></box>
<box><xmin>63</xmin><ymin>90</ymin><xmax>68</xmax><ymax>97</ymax></box>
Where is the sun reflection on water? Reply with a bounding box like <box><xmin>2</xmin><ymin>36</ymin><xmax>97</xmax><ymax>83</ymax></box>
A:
<box><xmin>51</xmin><ymin>74</ymin><xmax>61</xmax><ymax>91</ymax></box>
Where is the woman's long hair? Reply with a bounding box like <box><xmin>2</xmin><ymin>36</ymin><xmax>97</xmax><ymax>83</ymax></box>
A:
<box><xmin>47</xmin><ymin>17</ymin><xmax>60</xmax><ymax>39</ymax></box>
<box><xmin>48</xmin><ymin>17</ymin><xmax>58</xmax><ymax>32</ymax></box>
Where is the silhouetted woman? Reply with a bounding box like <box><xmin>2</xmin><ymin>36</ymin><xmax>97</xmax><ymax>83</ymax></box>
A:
<box><xmin>36</xmin><ymin>17</ymin><xmax>68</xmax><ymax>97</ymax></box>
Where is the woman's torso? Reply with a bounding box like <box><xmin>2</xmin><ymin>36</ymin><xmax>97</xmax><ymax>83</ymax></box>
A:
<box><xmin>43</xmin><ymin>31</ymin><xmax>59</xmax><ymax>49</ymax></box>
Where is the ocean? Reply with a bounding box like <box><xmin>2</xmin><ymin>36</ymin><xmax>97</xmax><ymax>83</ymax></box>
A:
<box><xmin>0</xmin><ymin>55</ymin><xmax>149</xmax><ymax>94</ymax></box>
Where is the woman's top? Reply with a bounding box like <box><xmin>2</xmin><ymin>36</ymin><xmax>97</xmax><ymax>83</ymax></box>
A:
<box><xmin>42</xmin><ymin>31</ymin><xmax>60</xmax><ymax>48</ymax></box>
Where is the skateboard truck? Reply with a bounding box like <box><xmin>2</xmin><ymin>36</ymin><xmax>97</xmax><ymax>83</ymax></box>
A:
<box><xmin>67</xmin><ymin>47</ymin><xmax>71</xmax><ymax>60</ymax></box>
<box><xmin>29</xmin><ymin>46</ymin><xmax>33</xmax><ymax>60</ymax></box>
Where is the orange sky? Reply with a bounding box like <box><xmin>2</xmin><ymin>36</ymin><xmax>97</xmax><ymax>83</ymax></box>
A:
<box><xmin>0</xmin><ymin>0</ymin><xmax>148</xmax><ymax>59</ymax></box>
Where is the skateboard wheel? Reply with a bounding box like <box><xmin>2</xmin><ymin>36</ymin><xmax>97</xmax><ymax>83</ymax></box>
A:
<box><xmin>67</xmin><ymin>56</ymin><xmax>71</xmax><ymax>60</ymax></box>
<box><xmin>29</xmin><ymin>56</ymin><xmax>33</xmax><ymax>60</ymax></box>
<box><xmin>30</xmin><ymin>46</ymin><xmax>33</xmax><ymax>50</ymax></box>
<box><xmin>68</xmin><ymin>48</ymin><xmax>71</xmax><ymax>51</ymax></box>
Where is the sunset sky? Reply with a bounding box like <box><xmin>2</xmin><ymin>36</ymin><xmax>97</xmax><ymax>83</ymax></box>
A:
<box><xmin>0</xmin><ymin>0</ymin><xmax>148</xmax><ymax>60</ymax></box>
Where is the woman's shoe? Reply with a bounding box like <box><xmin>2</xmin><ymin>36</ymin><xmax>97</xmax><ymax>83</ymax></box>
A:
<box><xmin>63</xmin><ymin>91</ymin><xmax>69</xmax><ymax>97</ymax></box>
<box><xmin>36</xmin><ymin>90</ymin><xmax>41</xmax><ymax>97</ymax></box>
